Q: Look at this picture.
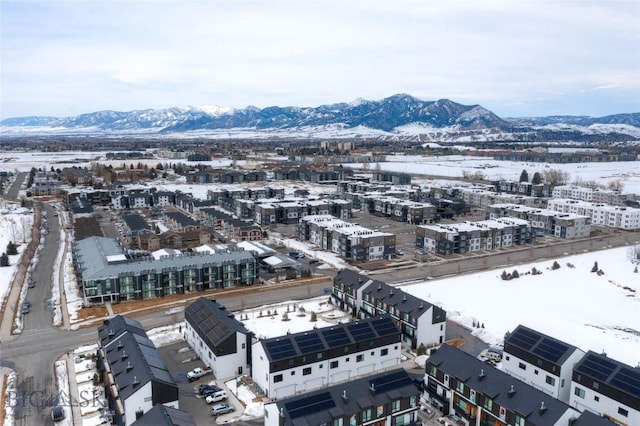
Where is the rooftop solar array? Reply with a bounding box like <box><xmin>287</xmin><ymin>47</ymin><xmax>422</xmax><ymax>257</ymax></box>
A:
<box><xmin>610</xmin><ymin>366</ymin><xmax>640</xmax><ymax>398</ymax></box>
<box><xmin>321</xmin><ymin>327</ymin><xmax>351</xmax><ymax>347</ymax></box>
<box><xmin>577</xmin><ymin>353</ymin><xmax>617</xmax><ymax>382</ymax></box>
<box><xmin>295</xmin><ymin>333</ymin><xmax>324</xmax><ymax>354</ymax></box>
<box><xmin>508</xmin><ymin>325</ymin><xmax>570</xmax><ymax>363</ymax></box>
<box><xmin>370</xmin><ymin>316</ymin><xmax>400</xmax><ymax>336</ymax></box>
<box><xmin>347</xmin><ymin>322</ymin><xmax>376</xmax><ymax>343</ymax></box>
<box><xmin>285</xmin><ymin>392</ymin><xmax>335</xmax><ymax>419</ymax></box>
<box><xmin>369</xmin><ymin>370</ymin><xmax>412</xmax><ymax>393</ymax></box>
<box><xmin>266</xmin><ymin>339</ymin><xmax>297</xmax><ymax>361</ymax></box>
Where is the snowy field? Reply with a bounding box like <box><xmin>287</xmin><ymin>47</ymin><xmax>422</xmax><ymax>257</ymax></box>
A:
<box><xmin>403</xmin><ymin>246</ymin><xmax>640</xmax><ymax>366</ymax></box>
<box><xmin>0</xmin><ymin>200</ymin><xmax>34</xmax><ymax>310</ymax></box>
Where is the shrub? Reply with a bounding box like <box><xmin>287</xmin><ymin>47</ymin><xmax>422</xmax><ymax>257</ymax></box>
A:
<box><xmin>416</xmin><ymin>343</ymin><xmax>427</xmax><ymax>356</ymax></box>
<box><xmin>0</xmin><ymin>252</ymin><xmax>8</xmax><ymax>267</ymax></box>
<box><xmin>310</xmin><ymin>311</ymin><xmax>317</xmax><ymax>322</ymax></box>
<box><xmin>512</xmin><ymin>269</ymin><xmax>520</xmax><ymax>279</ymax></box>
<box><xmin>6</xmin><ymin>242</ymin><xmax>18</xmax><ymax>256</ymax></box>
<box><xmin>551</xmin><ymin>261</ymin><xmax>561</xmax><ymax>270</ymax></box>
<box><xmin>591</xmin><ymin>261</ymin><xmax>599</xmax><ymax>273</ymax></box>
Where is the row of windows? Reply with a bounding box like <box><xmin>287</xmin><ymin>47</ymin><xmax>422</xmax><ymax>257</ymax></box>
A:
<box><xmin>573</xmin><ymin>387</ymin><xmax>628</xmax><ymax>417</ymax></box>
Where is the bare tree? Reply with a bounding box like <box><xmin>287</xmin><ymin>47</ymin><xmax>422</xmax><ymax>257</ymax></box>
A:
<box><xmin>543</xmin><ymin>168</ymin><xmax>570</xmax><ymax>186</ymax></box>
<box><xmin>607</xmin><ymin>179</ymin><xmax>624</xmax><ymax>192</ymax></box>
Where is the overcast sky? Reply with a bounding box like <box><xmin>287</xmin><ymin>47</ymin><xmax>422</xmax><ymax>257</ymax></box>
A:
<box><xmin>1</xmin><ymin>0</ymin><xmax>639</xmax><ymax>120</ymax></box>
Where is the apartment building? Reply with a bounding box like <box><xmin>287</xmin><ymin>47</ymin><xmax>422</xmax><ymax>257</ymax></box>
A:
<box><xmin>298</xmin><ymin>215</ymin><xmax>395</xmax><ymax>262</ymax></box>
<box><xmin>548</xmin><ymin>199</ymin><xmax>640</xmax><ymax>230</ymax></box>
<box><xmin>487</xmin><ymin>203</ymin><xmax>591</xmax><ymax>238</ymax></box>
<box><xmin>552</xmin><ymin>185</ymin><xmax>627</xmax><ymax>205</ymax></box>
<box><xmin>252</xmin><ymin>315</ymin><xmax>401</xmax><ymax>399</ymax></box>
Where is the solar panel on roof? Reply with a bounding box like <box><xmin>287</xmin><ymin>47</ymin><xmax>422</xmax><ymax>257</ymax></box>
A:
<box><xmin>370</xmin><ymin>370</ymin><xmax>412</xmax><ymax>393</ymax></box>
<box><xmin>348</xmin><ymin>322</ymin><xmax>376</xmax><ymax>343</ymax></box>
<box><xmin>610</xmin><ymin>366</ymin><xmax>640</xmax><ymax>398</ymax></box>
<box><xmin>322</xmin><ymin>327</ymin><xmax>351</xmax><ymax>347</ymax></box>
<box><xmin>578</xmin><ymin>355</ymin><xmax>617</xmax><ymax>382</ymax></box>
<box><xmin>508</xmin><ymin>327</ymin><xmax>540</xmax><ymax>350</ymax></box>
<box><xmin>285</xmin><ymin>392</ymin><xmax>335</xmax><ymax>419</ymax></box>
<box><xmin>266</xmin><ymin>338</ymin><xmax>297</xmax><ymax>360</ymax></box>
<box><xmin>371</xmin><ymin>317</ymin><xmax>399</xmax><ymax>336</ymax></box>
<box><xmin>532</xmin><ymin>338</ymin><xmax>568</xmax><ymax>363</ymax></box>
<box><xmin>295</xmin><ymin>333</ymin><xmax>325</xmax><ymax>354</ymax></box>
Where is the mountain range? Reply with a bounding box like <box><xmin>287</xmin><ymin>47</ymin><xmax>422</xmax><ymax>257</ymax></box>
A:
<box><xmin>2</xmin><ymin>94</ymin><xmax>639</xmax><ymax>142</ymax></box>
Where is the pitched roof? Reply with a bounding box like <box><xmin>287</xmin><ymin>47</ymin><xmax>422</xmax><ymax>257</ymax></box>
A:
<box><xmin>185</xmin><ymin>298</ymin><xmax>251</xmax><ymax>349</ymax></box>
<box><xmin>131</xmin><ymin>404</ymin><xmax>196</xmax><ymax>426</ymax></box>
<box><xmin>505</xmin><ymin>324</ymin><xmax>579</xmax><ymax>366</ymax></box>
<box><xmin>260</xmin><ymin>315</ymin><xmax>400</xmax><ymax>362</ymax></box>
<box><xmin>274</xmin><ymin>368</ymin><xmax>418</xmax><ymax>426</ymax></box>
<box><xmin>574</xmin><ymin>350</ymin><xmax>640</xmax><ymax>403</ymax></box>
<box><xmin>98</xmin><ymin>315</ymin><xmax>147</xmax><ymax>348</ymax></box>
<box><xmin>428</xmin><ymin>344</ymin><xmax>575</xmax><ymax>424</ymax></box>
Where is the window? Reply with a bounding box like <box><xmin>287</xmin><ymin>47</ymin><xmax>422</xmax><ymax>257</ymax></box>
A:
<box><xmin>333</xmin><ymin>418</ymin><xmax>343</xmax><ymax>426</ymax></box>
<box><xmin>381</xmin><ymin>348</ymin><xmax>388</xmax><ymax>356</ymax></box>
<box><xmin>592</xmin><ymin>381</ymin><xmax>599</xmax><ymax>390</ymax></box>
<box><xmin>574</xmin><ymin>387</ymin><xmax>585</xmax><ymax>398</ymax></box>
<box><xmin>515</xmin><ymin>415</ymin><xmax>525</xmax><ymax>426</ymax></box>
<box><xmin>274</xmin><ymin>374</ymin><xmax>283</xmax><ymax>383</ymax></box>
<box><xmin>330</xmin><ymin>361</ymin><xmax>339</xmax><ymax>369</ymax></box>
<box><xmin>376</xmin><ymin>405</ymin><xmax>384</xmax><ymax>418</ymax></box>
<box><xmin>362</xmin><ymin>408</ymin><xmax>372</xmax><ymax>422</ymax></box>
<box><xmin>545</xmin><ymin>376</ymin><xmax>556</xmax><ymax>386</ymax></box>
<box><xmin>410</xmin><ymin>395</ymin><xmax>417</xmax><ymax>407</ymax></box>
<box><xmin>429</xmin><ymin>365</ymin><xmax>437</xmax><ymax>376</ymax></box>
<box><xmin>317</xmin><ymin>352</ymin><xmax>323</xmax><ymax>360</ymax></box>
<box><xmin>505</xmin><ymin>355</ymin><xmax>510</xmax><ymax>361</ymax></box>
<box><xmin>484</xmin><ymin>398</ymin><xmax>492</xmax><ymax>411</ymax></box>
<box><xmin>518</xmin><ymin>362</ymin><xmax>526</xmax><ymax>370</ymax></box>
<box><xmin>392</xmin><ymin>400</ymin><xmax>401</xmax><ymax>412</ymax></box>
<box><xmin>303</xmin><ymin>367</ymin><xmax>312</xmax><ymax>376</ymax></box>
<box><xmin>618</xmin><ymin>407</ymin><xmax>628</xmax><ymax>417</ymax></box>
<box><xmin>456</xmin><ymin>381</ymin><xmax>464</xmax><ymax>393</ymax></box>
<box><xmin>594</xmin><ymin>396</ymin><xmax>599</xmax><ymax>402</ymax></box>
<box><xmin>534</xmin><ymin>369</ymin><xmax>538</xmax><ymax>375</ymax></box>
<box><xmin>291</xmin><ymin>371</ymin><xmax>295</xmax><ymax>376</ymax></box>
<box><xmin>356</xmin><ymin>354</ymin><xmax>364</xmax><ymax>362</ymax></box>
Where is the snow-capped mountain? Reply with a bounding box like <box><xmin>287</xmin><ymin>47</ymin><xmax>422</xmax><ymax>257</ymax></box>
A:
<box><xmin>1</xmin><ymin>94</ymin><xmax>638</xmax><ymax>142</ymax></box>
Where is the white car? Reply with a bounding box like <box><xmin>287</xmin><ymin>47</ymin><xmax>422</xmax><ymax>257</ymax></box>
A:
<box><xmin>205</xmin><ymin>390</ymin><xmax>227</xmax><ymax>404</ymax></box>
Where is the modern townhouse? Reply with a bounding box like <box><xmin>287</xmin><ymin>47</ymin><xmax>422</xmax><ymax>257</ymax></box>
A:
<box><xmin>97</xmin><ymin>316</ymin><xmax>179</xmax><ymax>426</ymax></box>
<box><xmin>253</xmin><ymin>198</ymin><xmax>353</xmax><ymax>226</ymax></box>
<box><xmin>372</xmin><ymin>171</ymin><xmax>412</xmax><ymax>185</ymax></box>
<box><xmin>547</xmin><ymin>199</ymin><xmax>640</xmax><ymax>230</ymax></box>
<box><xmin>459</xmin><ymin>188</ymin><xmax>540</xmax><ymax>209</ymax></box>
<box><xmin>487</xmin><ymin>204</ymin><xmax>591</xmax><ymax>238</ymax></box>
<box><xmin>502</xmin><ymin>325</ymin><xmax>585</xmax><ymax>403</ymax></box>
<box><xmin>264</xmin><ymin>368</ymin><xmax>420</xmax><ymax>426</ymax></box>
<box><xmin>130</xmin><ymin>404</ymin><xmax>196</xmax><ymax>426</ymax></box>
<box><xmin>332</xmin><ymin>269</ymin><xmax>446</xmax><ymax>350</ymax></box>
<box><xmin>354</xmin><ymin>194</ymin><xmax>436</xmax><ymax>224</ymax></box>
<box><xmin>184</xmin><ymin>297</ymin><xmax>253</xmax><ymax>378</ymax></box>
<box><xmin>252</xmin><ymin>315</ymin><xmax>402</xmax><ymax>399</ymax></box>
<box><xmin>570</xmin><ymin>351</ymin><xmax>640</xmax><ymax>426</ymax></box>
<box><xmin>416</xmin><ymin>218</ymin><xmax>534</xmax><ymax>255</ymax></box>
<box><xmin>153</xmin><ymin>191</ymin><xmax>176</xmax><ymax>207</ymax></box>
<box><xmin>298</xmin><ymin>214</ymin><xmax>395</xmax><ymax>262</ymax></box>
<box><xmin>122</xmin><ymin>213</ymin><xmax>151</xmax><ymax>237</ymax></box>
<box><xmin>73</xmin><ymin>236</ymin><xmax>258</xmax><ymax>304</ymax></box>
<box><xmin>425</xmin><ymin>344</ymin><xmax>580</xmax><ymax>425</ymax></box>
<box><xmin>493</xmin><ymin>180</ymin><xmax>552</xmax><ymax>198</ymax></box>
<box><xmin>164</xmin><ymin>211</ymin><xmax>200</xmax><ymax>232</ymax></box>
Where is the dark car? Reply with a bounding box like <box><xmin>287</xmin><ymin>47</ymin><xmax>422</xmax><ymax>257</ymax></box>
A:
<box><xmin>28</xmin><ymin>280</ymin><xmax>35</xmax><ymax>289</ymax></box>
<box><xmin>411</xmin><ymin>376</ymin><xmax>425</xmax><ymax>391</ymax></box>
<box><xmin>23</xmin><ymin>300</ymin><xmax>31</xmax><ymax>309</ymax></box>
<box><xmin>199</xmin><ymin>384</ymin><xmax>223</xmax><ymax>396</ymax></box>
<box><xmin>308</xmin><ymin>259</ymin><xmax>320</xmax><ymax>265</ymax></box>
<box><xmin>51</xmin><ymin>405</ymin><xmax>65</xmax><ymax>422</ymax></box>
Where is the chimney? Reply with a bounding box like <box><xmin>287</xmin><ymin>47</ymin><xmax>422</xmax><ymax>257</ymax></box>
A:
<box><xmin>389</xmin><ymin>289</ymin><xmax>394</xmax><ymax>296</ymax></box>
<box><xmin>402</xmin><ymin>294</ymin><xmax>407</xmax><ymax>302</ymax></box>
<box><xmin>108</xmin><ymin>328</ymin><xmax>114</xmax><ymax>338</ymax></box>
<box><xmin>419</xmin><ymin>302</ymin><xmax>424</xmax><ymax>310</ymax></box>
<box><xmin>121</xmin><ymin>350</ymin><xmax>128</xmax><ymax>360</ymax></box>
<box><xmin>117</xmin><ymin>340</ymin><xmax>123</xmax><ymax>350</ymax></box>
<box><xmin>132</xmin><ymin>376</ymin><xmax>139</xmax><ymax>386</ymax></box>
<box><xmin>342</xmin><ymin>390</ymin><xmax>348</xmax><ymax>402</ymax></box>
<box><xmin>508</xmin><ymin>384</ymin><xmax>515</xmax><ymax>398</ymax></box>
<box><xmin>280</xmin><ymin>407</ymin><xmax>285</xmax><ymax>418</ymax></box>
<box><xmin>126</xmin><ymin>361</ymin><xmax>133</xmax><ymax>371</ymax></box>
<box><xmin>539</xmin><ymin>401</ymin><xmax>547</xmax><ymax>415</ymax></box>
<box><xmin>369</xmin><ymin>383</ymin><xmax>376</xmax><ymax>394</ymax></box>
<box><xmin>377</xmin><ymin>283</ymin><xmax>382</xmax><ymax>291</ymax></box>
<box><xmin>478</xmin><ymin>369</ymin><xmax>485</xmax><ymax>381</ymax></box>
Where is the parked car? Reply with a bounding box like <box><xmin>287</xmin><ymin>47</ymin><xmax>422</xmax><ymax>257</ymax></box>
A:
<box><xmin>308</xmin><ymin>259</ymin><xmax>320</xmax><ymax>264</ymax></box>
<box><xmin>21</xmin><ymin>304</ymin><xmax>29</xmax><ymax>314</ymax></box>
<box><xmin>199</xmin><ymin>384</ymin><xmax>223</xmax><ymax>396</ymax></box>
<box><xmin>211</xmin><ymin>403</ymin><xmax>234</xmax><ymax>416</ymax></box>
<box><xmin>23</xmin><ymin>300</ymin><xmax>31</xmax><ymax>309</ymax></box>
<box><xmin>28</xmin><ymin>280</ymin><xmax>35</xmax><ymax>289</ymax></box>
<box><xmin>205</xmin><ymin>390</ymin><xmax>227</xmax><ymax>404</ymax></box>
<box><xmin>187</xmin><ymin>366</ymin><xmax>212</xmax><ymax>382</ymax></box>
<box><xmin>51</xmin><ymin>405</ymin><xmax>65</xmax><ymax>422</ymax></box>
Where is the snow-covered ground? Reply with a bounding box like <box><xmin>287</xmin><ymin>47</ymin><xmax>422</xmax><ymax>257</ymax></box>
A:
<box><xmin>0</xmin><ymin>200</ymin><xmax>34</xmax><ymax>312</ymax></box>
<box><xmin>403</xmin><ymin>245</ymin><xmax>640</xmax><ymax>366</ymax></box>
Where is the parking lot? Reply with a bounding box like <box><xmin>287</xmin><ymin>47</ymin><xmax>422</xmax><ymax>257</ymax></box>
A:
<box><xmin>158</xmin><ymin>341</ymin><xmax>257</xmax><ymax>425</ymax></box>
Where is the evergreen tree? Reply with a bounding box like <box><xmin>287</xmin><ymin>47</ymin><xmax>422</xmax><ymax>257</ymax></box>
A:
<box><xmin>0</xmin><ymin>252</ymin><xmax>9</xmax><ymax>267</ymax></box>
<box><xmin>512</xmin><ymin>269</ymin><xmax>520</xmax><ymax>278</ymax></box>
<box><xmin>310</xmin><ymin>311</ymin><xmax>317</xmax><ymax>322</ymax></box>
<box><xmin>416</xmin><ymin>343</ymin><xmax>427</xmax><ymax>356</ymax></box>
<box><xmin>6</xmin><ymin>242</ymin><xmax>18</xmax><ymax>256</ymax></box>
<box><xmin>591</xmin><ymin>261</ymin><xmax>599</xmax><ymax>273</ymax></box>
<box><xmin>551</xmin><ymin>261</ymin><xmax>560</xmax><ymax>270</ymax></box>
<box><xmin>519</xmin><ymin>169</ymin><xmax>529</xmax><ymax>182</ymax></box>
<box><xmin>531</xmin><ymin>172</ymin><xmax>543</xmax><ymax>184</ymax></box>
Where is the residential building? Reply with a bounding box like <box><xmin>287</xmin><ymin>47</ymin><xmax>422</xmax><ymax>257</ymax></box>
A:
<box><xmin>372</xmin><ymin>171</ymin><xmax>412</xmax><ymax>185</ymax></box>
<box><xmin>570</xmin><ymin>351</ymin><xmax>640</xmax><ymax>426</ymax></box>
<box><xmin>252</xmin><ymin>315</ymin><xmax>402</xmax><ymax>399</ymax></box>
<box><xmin>298</xmin><ymin>215</ymin><xmax>395</xmax><ymax>262</ymax></box>
<box><xmin>130</xmin><ymin>404</ymin><xmax>196</xmax><ymax>426</ymax></box>
<box><xmin>502</xmin><ymin>325</ymin><xmax>585</xmax><ymax>402</ymax></box>
<box><xmin>184</xmin><ymin>297</ymin><xmax>253</xmax><ymax>379</ymax></box>
<box><xmin>73</xmin><ymin>236</ymin><xmax>258</xmax><ymax>304</ymax></box>
<box><xmin>425</xmin><ymin>344</ymin><xmax>580</xmax><ymax>425</ymax></box>
<box><xmin>97</xmin><ymin>316</ymin><xmax>178</xmax><ymax>426</ymax></box>
<box><xmin>416</xmin><ymin>218</ymin><xmax>534</xmax><ymax>255</ymax></box>
<box><xmin>487</xmin><ymin>204</ymin><xmax>591</xmax><ymax>238</ymax></box>
<box><xmin>264</xmin><ymin>368</ymin><xmax>420</xmax><ymax>426</ymax></box>
<box><xmin>552</xmin><ymin>185</ymin><xmax>627</xmax><ymax>205</ymax></box>
<box><xmin>332</xmin><ymin>269</ymin><xmax>446</xmax><ymax>350</ymax></box>
<box><xmin>547</xmin><ymin>199</ymin><xmax>640</xmax><ymax>230</ymax></box>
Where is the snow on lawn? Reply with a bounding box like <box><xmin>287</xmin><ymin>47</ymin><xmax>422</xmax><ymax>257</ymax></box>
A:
<box><xmin>54</xmin><ymin>359</ymin><xmax>74</xmax><ymax>426</ymax></box>
<box><xmin>147</xmin><ymin>321</ymin><xmax>186</xmax><ymax>347</ymax></box>
<box><xmin>403</xmin><ymin>246</ymin><xmax>640</xmax><ymax>365</ymax></box>
<box><xmin>226</xmin><ymin>376</ymin><xmax>264</xmax><ymax>420</ymax></box>
<box><xmin>272</xmin><ymin>236</ymin><xmax>353</xmax><ymax>271</ymax></box>
<box><xmin>237</xmin><ymin>296</ymin><xmax>349</xmax><ymax>340</ymax></box>
<box><xmin>0</xmin><ymin>203</ymin><xmax>34</xmax><ymax>310</ymax></box>
<box><xmin>3</xmin><ymin>370</ymin><xmax>17</xmax><ymax>426</ymax></box>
